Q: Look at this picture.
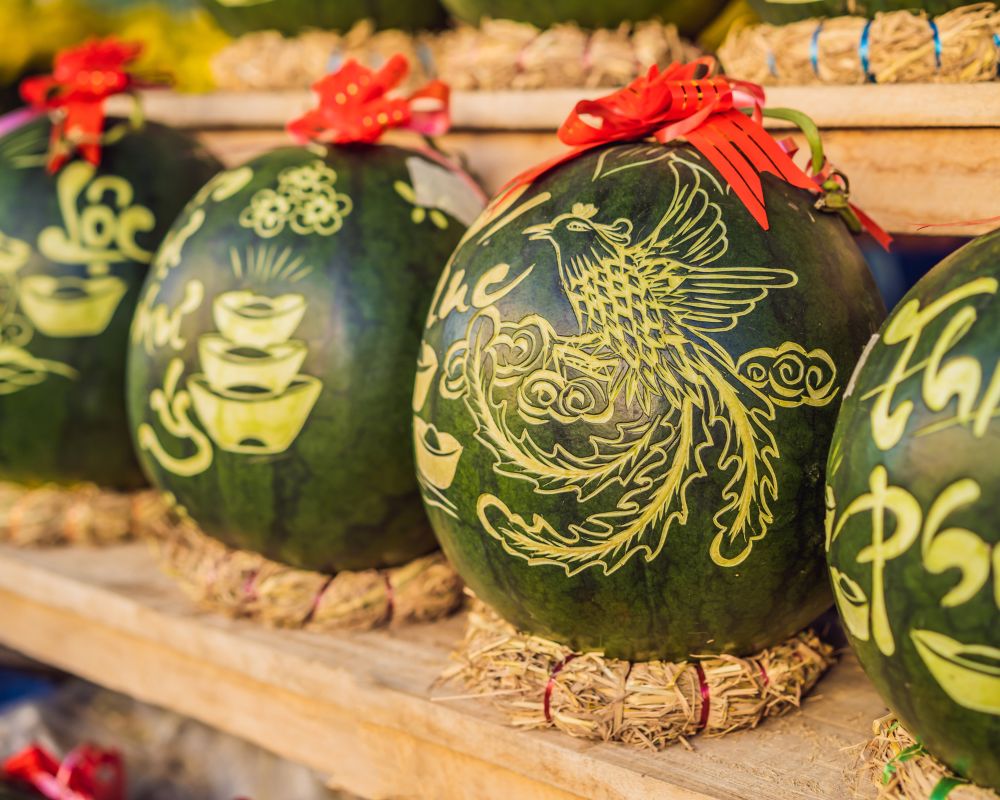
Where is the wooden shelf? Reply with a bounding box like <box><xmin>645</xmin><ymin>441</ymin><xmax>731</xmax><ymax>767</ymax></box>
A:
<box><xmin>0</xmin><ymin>543</ymin><xmax>886</xmax><ymax>800</ymax></box>
<box><xmin>113</xmin><ymin>85</ymin><xmax>1000</xmax><ymax>238</ymax></box>
<box><xmin>122</xmin><ymin>84</ymin><xmax>1000</xmax><ymax>131</ymax></box>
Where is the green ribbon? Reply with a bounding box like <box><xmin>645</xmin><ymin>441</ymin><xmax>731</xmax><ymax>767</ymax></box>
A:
<box><xmin>754</xmin><ymin>106</ymin><xmax>868</xmax><ymax>235</ymax></box>
<box><xmin>879</xmin><ymin>721</ymin><xmax>974</xmax><ymax>799</ymax></box>
<box><xmin>102</xmin><ymin>92</ymin><xmax>146</xmax><ymax>146</ymax></box>
<box><xmin>930</xmin><ymin>776</ymin><xmax>970</xmax><ymax>800</ymax></box>
<box><xmin>759</xmin><ymin>107</ymin><xmax>825</xmax><ymax>176</ymax></box>
<box><xmin>881</xmin><ymin>742</ymin><xmax>927</xmax><ymax>784</ymax></box>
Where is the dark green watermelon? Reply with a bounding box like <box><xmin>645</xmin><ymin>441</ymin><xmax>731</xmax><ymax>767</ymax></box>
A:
<box><xmin>197</xmin><ymin>0</ymin><xmax>447</xmax><ymax>36</ymax></box>
<box><xmin>0</xmin><ymin>783</ymin><xmax>40</xmax><ymax>800</ymax></box>
<box><xmin>0</xmin><ymin>116</ymin><xmax>220</xmax><ymax>490</ymax></box>
<box><xmin>826</xmin><ymin>228</ymin><xmax>1000</xmax><ymax>791</ymax></box>
<box><xmin>416</xmin><ymin>142</ymin><xmax>885</xmax><ymax>661</ymax></box>
<box><xmin>747</xmin><ymin>0</ymin><xmax>968</xmax><ymax>24</ymax></box>
<box><xmin>127</xmin><ymin>144</ymin><xmax>485</xmax><ymax>571</ymax></box>
<box><xmin>441</xmin><ymin>0</ymin><xmax>727</xmax><ymax>35</ymax></box>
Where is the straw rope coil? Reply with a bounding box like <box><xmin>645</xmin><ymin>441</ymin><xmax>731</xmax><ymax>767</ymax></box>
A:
<box><xmin>0</xmin><ymin>481</ymin><xmax>142</xmax><ymax>547</ymax></box>
<box><xmin>212</xmin><ymin>18</ymin><xmax>699</xmax><ymax>92</ymax></box>
<box><xmin>133</xmin><ymin>492</ymin><xmax>464</xmax><ymax>632</ymax></box>
<box><xmin>864</xmin><ymin>714</ymin><xmax>999</xmax><ymax>799</ymax></box>
<box><xmin>719</xmin><ymin>3</ymin><xmax>999</xmax><ymax>84</ymax></box>
<box><xmin>438</xmin><ymin>600</ymin><xmax>834</xmax><ymax>749</ymax></box>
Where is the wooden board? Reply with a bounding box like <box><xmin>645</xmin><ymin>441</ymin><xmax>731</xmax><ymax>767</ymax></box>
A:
<box><xmin>191</xmin><ymin>127</ymin><xmax>1000</xmax><ymax>238</ymax></box>
<box><xmin>122</xmin><ymin>84</ymin><xmax>1000</xmax><ymax>131</ymax></box>
<box><xmin>110</xmin><ymin>86</ymin><xmax>1000</xmax><ymax>236</ymax></box>
<box><xmin>0</xmin><ymin>543</ymin><xmax>886</xmax><ymax>800</ymax></box>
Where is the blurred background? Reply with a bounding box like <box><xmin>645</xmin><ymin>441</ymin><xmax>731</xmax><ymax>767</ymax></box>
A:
<box><xmin>0</xmin><ymin>0</ymin><xmax>228</xmax><ymax>112</ymax></box>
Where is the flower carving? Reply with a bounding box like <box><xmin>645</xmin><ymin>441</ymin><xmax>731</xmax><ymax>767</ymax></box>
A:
<box><xmin>238</xmin><ymin>160</ymin><xmax>353</xmax><ymax>239</ymax></box>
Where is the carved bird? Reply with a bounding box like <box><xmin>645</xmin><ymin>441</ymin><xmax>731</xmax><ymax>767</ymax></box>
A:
<box><xmin>522</xmin><ymin>199</ymin><xmax>794</xmax><ymax>417</ymax></box>
<box><xmin>468</xmin><ymin>160</ymin><xmax>799</xmax><ymax>571</ymax></box>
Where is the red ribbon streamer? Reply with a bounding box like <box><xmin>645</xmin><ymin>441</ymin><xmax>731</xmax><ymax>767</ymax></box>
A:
<box><xmin>241</xmin><ymin>569</ymin><xmax>260</xmax><ymax>603</ymax></box>
<box><xmin>287</xmin><ymin>55</ymin><xmax>450</xmax><ymax>146</ymax></box>
<box><xmin>20</xmin><ymin>38</ymin><xmax>143</xmax><ymax>173</ymax></box>
<box><xmin>304</xmin><ymin>575</ymin><xmax>335</xmax><ymax>625</ymax></box>
<box><xmin>0</xmin><ymin>108</ymin><xmax>42</xmax><ymax>139</ymax></box>
<box><xmin>3</xmin><ymin>744</ymin><xmax>125</xmax><ymax>800</ymax></box>
<box><xmin>543</xmin><ymin>654</ymin><xmax>578</xmax><ymax>723</ymax></box>
<box><xmin>499</xmin><ymin>57</ymin><xmax>888</xmax><ymax>246</ymax></box>
<box><xmin>915</xmin><ymin>215</ymin><xmax>1000</xmax><ymax>231</ymax></box>
<box><xmin>802</xmin><ymin>150</ymin><xmax>893</xmax><ymax>250</ymax></box>
<box><xmin>694</xmin><ymin>663</ymin><xmax>711</xmax><ymax>731</ymax></box>
<box><xmin>382</xmin><ymin>572</ymin><xmax>395</xmax><ymax>625</ymax></box>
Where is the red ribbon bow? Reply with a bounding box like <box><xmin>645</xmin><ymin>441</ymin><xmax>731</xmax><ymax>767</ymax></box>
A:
<box><xmin>287</xmin><ymin>55</ymin><xmax>451</xmax><ymax>145</ymax></box>
<box><xmin>20</xmin><ymin>38</ymin><xmax>143</xmax><ymax>173</ymax></box>
<box><xmin>3</xmin><ymin>744</ymin><xmax>125</xmax><ymax>800</ymax></box>
<box><xmin>502</xmin><ymin>57</ymin><xmax>889</xmax><ymax>247</ymax></box>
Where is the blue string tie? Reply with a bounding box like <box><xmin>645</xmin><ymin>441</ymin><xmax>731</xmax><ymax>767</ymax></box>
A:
<box><xmin>859</xmin><ymin>19</ymin><xmax>875</xmax><ymax>83</ymax></box>
<box><xmin>928</xmin><ymin>19</ymin><xmax>942</xmax><ymax>71</ymax></box>
<box><xmin>810</xmin><ymin>21</ymin><xmax>825</xmax><ymax>79</ymax></box>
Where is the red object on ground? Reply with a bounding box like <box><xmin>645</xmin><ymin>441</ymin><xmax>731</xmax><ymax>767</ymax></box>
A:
<box><xmin>3</xmin><ymin>743</ymin><xmax>125</xmax><ymax>800</ymax></box>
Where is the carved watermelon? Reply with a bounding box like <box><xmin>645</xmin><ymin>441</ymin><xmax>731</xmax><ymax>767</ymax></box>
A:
<box><xmin>126</xmin><ymin>144</ymin><xmax>485</xmax><ymax>571</ymax></box>
<box><xmin>747</xmin><ymin>0</ymin><xmax>969</xmax><ymax>24</ymax></box>
<box><xmin>440</xmin><ymin>0</ymin><xmax>727</xmax><ymax>35</ymax></box>
<box><xmin>415</xmin><ymin>142</ymin><xmax>885</xmax><ymax>661</ymax></box>
<box><xmin>826</xmin><ymin>228</ymin><xmax>1000</xmax><ymax>791</ymax></box>
<box><xmin>197</xmin><ymin>0</ymin><xmax>447</xmax><ymax>36</ymax></box>
<box><xmin>0</xmin><ymin>116</ymin><xmax>220</xmax><ymax>489</ymax></box>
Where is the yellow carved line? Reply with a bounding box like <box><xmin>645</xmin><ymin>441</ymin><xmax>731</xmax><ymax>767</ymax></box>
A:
<box><xmin>138</xmin><ymin>359</ymin><xmax>213</xmax><ymax>478</ymax></box>
<box><xmin>269</xmin><ymin>247</ymin><xmax>293</xmax><ymax>281</ymax></box>
<box><xmin>911</xmin><ymin>629</ymin><xmax>1000</xmax><ymax>715</ymax></box>
<box><xmin>200</xmin><ymin>166</ymin><xmax>254</xmax><ymax>205</ymax></box>
<box><xmin>476</xmin><ymin>396</ymin><xmax>709</xmax><ymax>576</ymax></box>
<box><xmin>464</xmin><ymin>310</ymin><xmax>654</xmax><ymax>490</ymax></box>
<box><xmin>859</xmin><ymin>357</ymin><xmax>931</xmax><ymax>402</ymax></box>
<box><xmin>0</xmin><ymin>347</ymin><xmax>77</xmax><ymax>394</ymax></box>
<box><xmin>830</xmin><ymin>566</ymin><xmax>871</xmax><ymax>642</ymax></box>
<box><xmin>708</xmin><ymin>367</ymin><xmax>777</xmax><ymax>568</ymax></box>
<box><xmin>130</xmin><ymin>279</ymin><xmax>204</xmax><ymax>355</ymax></box>
<box><xmin>229</xmin><ymin>246</ymin><xmax>243</xmax><ymax>279</ymax></box>
<box><xmin>476</xmin><ymin>192</ymin><xmax>552</xmax><ymax>245</ymax></box>
<box><xmin>921</xmin><ymin>479</ymin><xmax>989</xmax><ymax>608</ymax></box>
<box><xmin>867</xmin><ymin>278</ymin><xmax>998</xmax><ymax>451</ymax></box>
<box><xmin>737</xmin><ymin>341</ymin><xmax>839</xmax><ymax>409</ymax></box>
<box><xmin>155</xmin><ymin>208</ymin><xmax>206</xmax><ymax>280</ymax></box>
<box><xmin>0</xmin><ymin>127</ymin><xmax>47</xmax><ymax>161</ymax></box>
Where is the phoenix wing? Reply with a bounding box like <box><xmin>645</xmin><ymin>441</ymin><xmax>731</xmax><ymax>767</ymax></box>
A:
<box><xmin>628</xmin><ymin>153</ymin><xmax>797</xmax><ymax>335</ymax></box>
<box><xmin>625</xmin><ymin>154</ymin><xmax>794</xmax><ymax>565</ymax></box>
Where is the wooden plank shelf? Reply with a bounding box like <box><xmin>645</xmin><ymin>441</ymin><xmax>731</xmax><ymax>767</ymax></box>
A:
<box><xmin>124</xmin><ymin>84</ymin><xmax>1000</xmax><ymax>131</ymax></box>
<box><xmin>112</xmin><ymin>85</ymin><xmax>1000</xmax><ymax>238</ymax></box>
<box><xmin>0</xmin><ymin>543</ymin><xmax>887</xmax><ymax>800</ymax></box>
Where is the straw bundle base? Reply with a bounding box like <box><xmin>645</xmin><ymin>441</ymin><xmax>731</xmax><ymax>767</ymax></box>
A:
<box><xmin>211</xmin><ymin>18</ymin><xmax>699</xmax><ymax>92</ymax></box>
<box><xmin>719</xmin><ymin>3</ymin><xmax>999</xmax><ymax>86</ymax></box>
<box><xmin>133</xmin><ymin>494</ymin><xmax>464</xmax><ymax>632</ymax></box>
<box><xmin>0</xmin><ymin>481</ymin><xmax>144</xmax><ymax>547</ymax></box>
<box><xmin>439</xmin><ymin>600</ymin><xmax>835</xmax><ymax>750</ymax></box>
<box><xmin>864</xmin><ymin>714</ymin><xmax>999</xmax><ymax>799</ymax></box>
